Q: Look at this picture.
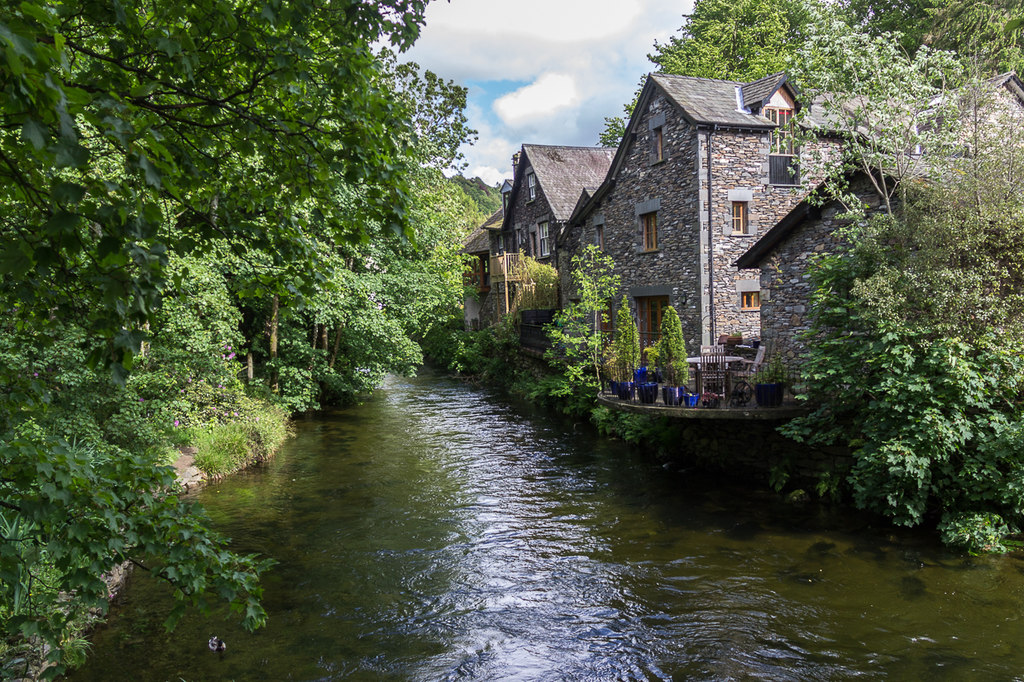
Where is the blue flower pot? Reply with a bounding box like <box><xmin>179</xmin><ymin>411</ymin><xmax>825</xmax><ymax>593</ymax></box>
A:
<box><xmin>755</xmin><ymin>383</ymin><xmax>784</xmax><ymax>407</ymax></box>
<box><xmin>638</xmin><ymin>382</ymin><xmax>659</xmax><ymax>404</ymax></box>
<box><xmin>616</xmin><ymin>381</ymin><xmax>635</xmax><ymax>400</ymax></box>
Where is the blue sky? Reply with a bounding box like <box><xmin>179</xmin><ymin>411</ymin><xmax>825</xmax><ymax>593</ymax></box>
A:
<box><xmin>403</xmin><ymin>0</ymin><xmax>695</xmax><ymax>185</ymax></box>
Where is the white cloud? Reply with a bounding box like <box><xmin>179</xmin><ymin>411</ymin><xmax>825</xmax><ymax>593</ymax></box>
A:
<box><xmin>403</xmin><ymin>0</ymin><xmax>694</xmax><ymax>185</ymax></box>
<box><xmin>493</xmin><ymin>73</ymin><xmax>580</xmax><ymax>127</ymax></box>
<box><xmin>469</xmin><ymin>165</ymin><xmax>505</xmax><ymax>186</ymax></box>
<box><xmin>422</xmin><ymin>0</ymin><xmax>644</xmax><ymax>44</ymax></box>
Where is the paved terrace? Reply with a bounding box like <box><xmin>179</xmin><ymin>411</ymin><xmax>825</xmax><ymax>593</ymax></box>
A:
<box><xmin>596</xmin><ymin>391</ymin><xmax>807</xmax><ymax>420</ymax></box>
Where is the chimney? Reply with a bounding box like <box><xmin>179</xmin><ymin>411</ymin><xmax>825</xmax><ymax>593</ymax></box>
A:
<box><xmin>511</xmin><ymin>151</ymin><xmax>521</xmax><ymax>179</ymax></box>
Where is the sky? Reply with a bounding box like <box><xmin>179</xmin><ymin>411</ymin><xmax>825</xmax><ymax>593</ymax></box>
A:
<box><xmin>403</xmin><ymin>0</ymin><xmax>695</xmax><ymax>186</ymax></box>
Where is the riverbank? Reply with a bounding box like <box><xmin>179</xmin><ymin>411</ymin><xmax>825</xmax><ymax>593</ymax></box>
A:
<box><xmin>4</xmin><ymin>410</ymin><xmax>292</xmax><ymax>682</ymax></box>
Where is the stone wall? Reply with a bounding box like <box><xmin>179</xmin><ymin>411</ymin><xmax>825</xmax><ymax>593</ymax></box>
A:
<box><xmin>502</xmin><ymin>151</ymin><xmax>558</xmax><ymax>266</ymax></box>
<box><xmin>699</xmin><ymin>131</ymin><xmax>838</xmax><ymax>343</ymax></box>
<box><xmin>580</xmin><ymin>91</ymin><xmax>704</xmax><ymax>348</ymax></box>
<box><xmin>756</xmin><ymin>174</ymin><xmax>885</xmax><ymax>364</ymax></box>
<box><xmin>666</xmin><ymin>419</ymin><xmax>852</xmax><ymax>489</ymax></box>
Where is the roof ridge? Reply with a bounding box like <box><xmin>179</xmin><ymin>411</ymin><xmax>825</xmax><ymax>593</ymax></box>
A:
<box><xmin>652</xmin><ymin>72</ymin><xmax>746</xmax><ymax>86</ymax></box>
<box><xmin>523</xmin><ymin>143</ymin><xmax>617</xmax><ymax>151</ymax></box>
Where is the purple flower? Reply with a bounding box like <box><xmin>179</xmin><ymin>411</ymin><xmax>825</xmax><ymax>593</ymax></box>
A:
<box><xmin>174</xmin><ymin>419</ymin><xmax>179</xmax><ymax>427</ymax></box>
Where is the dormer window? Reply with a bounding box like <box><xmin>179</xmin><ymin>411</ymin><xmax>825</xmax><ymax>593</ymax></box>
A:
<box><xmin>766</xmin><ymin>108</ymin><xmax>794</xmax><ymax>154</ymax></box>
<box><xmin>527</xmin><ymin>172</ymin><xmax>536</xmax><ymax>201</ymax></box>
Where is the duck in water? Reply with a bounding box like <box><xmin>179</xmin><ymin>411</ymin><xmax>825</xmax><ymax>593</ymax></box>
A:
<box><xmin>208</xmin><ymin>636</ymin><xmax>226</xmax><ymax>653</ymax></box>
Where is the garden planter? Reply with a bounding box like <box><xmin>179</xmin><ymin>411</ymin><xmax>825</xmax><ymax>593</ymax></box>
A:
<box><xmin>634</xmin><ymin>367</ymin><xmax>648</xmax><ymax>384</ymax></box>
<box><xmin>662</xmin><ymin>386</ymin><xmax>694</xmax><ymax>407</ymax></box>
<box><xmin>608</xmin><ymin>380</ymin><xmax>619</xmax><ymax>396</ymax></box>
<box><xmin>701</xmin><ymin>393</ymin><xmax>721</xmax><ymax>408</ymax></box>
<box><xmin>755</xmin><ymin>382</ymin><xmax>784</xmax><ymax>407</ymax></box>
<box><xmin>616</xmin><ymin>381</ymin><xmax>635</xmax><ymax>400</ymax></box>
<box><xmin>637</xmin><ymin>382</ymin><xmax>659</xmax><ymax>404</ymax></box>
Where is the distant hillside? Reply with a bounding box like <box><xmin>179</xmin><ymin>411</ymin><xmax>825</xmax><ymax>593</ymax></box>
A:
<box><xmin>451</xmin><ymin>175</ymin><xmax>502</xmax><ymax>217</ymax></box>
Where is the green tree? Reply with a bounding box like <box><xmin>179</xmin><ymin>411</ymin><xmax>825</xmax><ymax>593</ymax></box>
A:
<box><xmin>599</xmin><ymin>0</ymin><xmax>812</xmax><ymax>145</ymax></box>
<box><xmin>610</xmin><ymin>296</ymin><xmax>641</xmax><ymax>382</ymax></box>
<box><xmin>928</xmin><ymin>0</ymin><xmax>1024</xmax><ymax>76</ymax></box>
<box><xmin>650</xmin><ymin>306</ymin><xmax>687</xmax><ymax>387</ymax></box>
<box><xmin>545</xmin><ymin>245</ymin><xmax>620</xmax><ymax>400</ymax></box>
<box><xmin>836</xmin><ymin>0</ymin><xmax>940</xmax><ymax>54</ymax></box>
<box><xmin>0</xmin><ymin>0</ymin><xmax>436</xmax><ymax>672</ymax></box>
<box><xmin>781</xmin><ymin>83</ymin><xmax>1024</xmax><ymax>551</ymax></box>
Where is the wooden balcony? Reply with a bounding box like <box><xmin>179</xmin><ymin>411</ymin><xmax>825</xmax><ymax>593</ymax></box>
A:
<box><xmin>489</xmin><ymin>252</ymin><xmax>522</xmax><ymax>285</ymax></box>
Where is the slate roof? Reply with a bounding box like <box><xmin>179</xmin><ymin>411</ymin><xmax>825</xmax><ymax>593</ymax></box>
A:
<box><xmin>651</xmin><ymin>72</ymin><xmax>833</xmax><ymax>130</ymax></box>
<box><xmin>522</xmin><ymin>144</ymin><xmax>616</xmax><ymax>221</ymax></box>
<box><xmin>653</xmin><ymin>73</ymin><xmax>775</xmax><ymax>128</ymax></box>
<box><xmin>462</xmin><ymin>208</ymin><xmax>502</xmax><ymax>254</ymax></box>
<box><xmin>741</xmin><ymin>72</ymin><xmax>788</xmax><ymax>114</ymax></box>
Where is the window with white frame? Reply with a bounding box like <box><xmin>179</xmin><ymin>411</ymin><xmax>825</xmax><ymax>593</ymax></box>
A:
<box><xmin>527</xmin><ymin>172</ymin><xmax>536</xmax><ymax>201</ymax></box>
<box><xmin>538</xmin><ymin>221</ymin><xmax>551</xmax><ymax>257</ymax></box>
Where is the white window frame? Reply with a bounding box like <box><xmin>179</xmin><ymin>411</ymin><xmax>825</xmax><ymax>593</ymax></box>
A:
<box><xmin>527</xmin><ymin>172</ymin><xmax>536</xmax><ymax>201</ymax></box>
<box><xmin>538</xmin><ymin>221</ymin><xmax>551</xmax><ymax>257</ymax></box>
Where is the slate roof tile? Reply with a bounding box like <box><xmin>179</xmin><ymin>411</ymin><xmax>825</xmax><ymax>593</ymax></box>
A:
<box><xmin>523</xmin><ymin>144</ymin><xmax>616</xmax><ymax>221</ymax></box>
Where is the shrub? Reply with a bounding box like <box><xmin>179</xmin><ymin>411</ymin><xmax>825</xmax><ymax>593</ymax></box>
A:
<box><xmin>939</xmin><ymin>512</ymin><xmax>1012</xmax><ymax>555</ymax></box>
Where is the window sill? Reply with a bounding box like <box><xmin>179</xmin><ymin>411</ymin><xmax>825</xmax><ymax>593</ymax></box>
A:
<box><xmin>641</xmin><ymin>248</ymin><xmax>660</xmax><ymax>254</ymax></box>
<box><xmin>741</xmin><ymin>308</ymin><xmax>761</xmax><ymax>312</ymax></box>
<box><xmin>731</xmin><ymin>232</ymin><xmax>754</xmax><ymax>237</ymax></box>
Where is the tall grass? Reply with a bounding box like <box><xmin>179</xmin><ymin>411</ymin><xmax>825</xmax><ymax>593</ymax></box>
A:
<box><xmin>192</xmin><ymin>402</ymin><xmax>290</xmax><ymax>476</ymax></box>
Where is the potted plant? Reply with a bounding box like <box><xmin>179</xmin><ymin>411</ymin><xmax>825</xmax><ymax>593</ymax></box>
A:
<box><xmin>651</xmin><ymin>306</ymin><xmax>689</xmax><ymax>406</ymax></box>
<box><xmin>700</xmin><ymin>391</ymin><xmax>721</xmax><ymax>408</ymax></box>
<box><xmin>752</xmin><ymin>354</ymin><xmax>787</xmax><ymax>407</ymax></box>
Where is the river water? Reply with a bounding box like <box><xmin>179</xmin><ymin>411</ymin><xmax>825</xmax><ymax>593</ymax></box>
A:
<box><xmin>71</xmin><ymin>370</ymin><xmax>1024</xmax><ymax>680</ymax></box>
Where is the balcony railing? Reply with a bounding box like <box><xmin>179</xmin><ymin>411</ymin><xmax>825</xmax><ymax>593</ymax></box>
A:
<box><xmin>489</xmin><ymin>252</ymin><xmax>522</xmax><ymax>285</ymax></box>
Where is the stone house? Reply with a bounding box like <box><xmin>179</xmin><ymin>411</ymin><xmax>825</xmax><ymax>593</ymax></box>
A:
<box><xmin>461</xmin><ymin>207</ymin><xmax>503</xmax><ymax>330</ymax></box>
<box><xmin>735</xmin><ymin>72</ymin><xmax>1024</xmax><ymax>365</ymax></box>
<box><xmin>566</xmin><ymin>72</ymin><xmax>838</xmax><ymax>352</ymax></box>
<box><xmin>492</xmin><ymin>144</ymin><xmax>615</xmax><ymax>314</ymax></box>
<box><xmin>734</xmin><ymin>173</ymin><xmax>884</xmax><ymax>362</ymax></box>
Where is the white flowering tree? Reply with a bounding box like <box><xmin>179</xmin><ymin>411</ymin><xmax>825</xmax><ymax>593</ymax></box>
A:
<box><xmin>790</xmin><ymin>10</ymin><xmax>967</xmax><ymax>215</ymax></box>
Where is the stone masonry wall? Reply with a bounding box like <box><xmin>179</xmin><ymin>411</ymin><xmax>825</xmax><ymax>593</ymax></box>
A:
<box><xmin>757</xmin><ymin>174</ymin><xmax>884</xmax><ymax>365</ymax></box>
<box><xmin>503</xmin><ymin>150</ymin><xmax>558</xmax><ymax>267</ymax></box>
<box><xmin>699</xmin><ymin>132</ymin><xmax>838</xmax><ymax>343</ymax></box>
<box><xmin>580</xmin><ymin>92</ymin><xmax>704</xmax><ymax>349</ymax></box>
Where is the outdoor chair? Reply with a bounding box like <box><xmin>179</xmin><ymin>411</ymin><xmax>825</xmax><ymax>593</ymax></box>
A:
<box><xmin>696</xmin><ymin>344</ymin><xmax>730</xmax><ymax>398</ymax></box>
<box><xmin>734</xmin><ymin>344</ymin><xmax>766</xmax><ymax>379</ymax></box>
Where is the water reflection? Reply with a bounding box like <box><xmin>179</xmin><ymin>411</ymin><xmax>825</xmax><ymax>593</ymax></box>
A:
<box><xmin>70</xmin><ymin>370</ymin><xmax>1024</xmax><ymax>680</ymax></box>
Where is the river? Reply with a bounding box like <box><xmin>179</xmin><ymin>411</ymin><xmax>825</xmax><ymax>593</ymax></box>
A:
<box><xmin>70</xmin><ymin>370</ymin><xmax>1024</xmax><ymax>680</ymax></box>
